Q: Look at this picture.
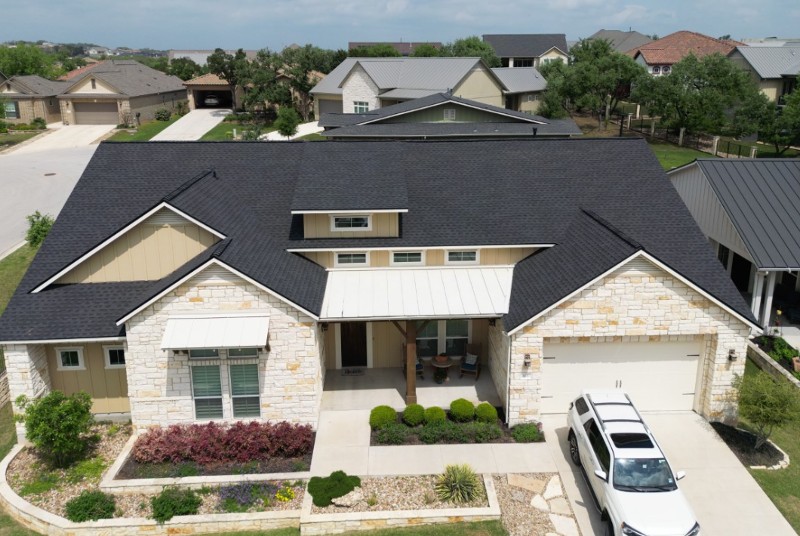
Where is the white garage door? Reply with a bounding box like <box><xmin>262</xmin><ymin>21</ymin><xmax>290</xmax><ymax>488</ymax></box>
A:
<box><xmin>541</xmin><ymin>340</ymin><xmax>701</xmax><ymax>414</ymax></box>
<box><xmin>73</xmin><ymin>102</ymin><xmax>119</xmax><ymax>125</ymax></box>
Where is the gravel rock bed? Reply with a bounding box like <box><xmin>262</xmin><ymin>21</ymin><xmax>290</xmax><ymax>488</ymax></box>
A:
<box><xmin>493</xmin><ymin>474</ymin><xmax>565</xmax><ymax>536</ymax></box>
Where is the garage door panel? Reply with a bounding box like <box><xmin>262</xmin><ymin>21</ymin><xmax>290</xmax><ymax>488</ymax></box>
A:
<box><xmin>541</xmin><ymin>341</ymin><xmax>700</xmax><ymax>414</ymax></box>
<box><xmin>73</xmin><ymin>102</ymin><xmax>119</xmax><ymax>125</ymax></box>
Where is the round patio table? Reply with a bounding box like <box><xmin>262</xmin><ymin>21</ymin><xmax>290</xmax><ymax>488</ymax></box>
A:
<box><xmin>431</xmin><ymin>357</ymin><xmax>454</xmax><ymax>382</ymax></box>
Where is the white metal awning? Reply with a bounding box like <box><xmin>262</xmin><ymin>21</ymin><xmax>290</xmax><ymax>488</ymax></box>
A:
<box><xmin>320</xmin><ymin>267</ymin><xmax>514</xmax><ymax>321</ymax></box>
<box><xmin>161</xmin><ymin>313</ymin><xmax>270</xmax><ymax>350</ymax></box>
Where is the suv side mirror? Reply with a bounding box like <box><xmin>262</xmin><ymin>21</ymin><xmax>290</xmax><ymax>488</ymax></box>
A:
<box><xmin>594</xmin><ymin>469</ymin><xmax>608</xmax><ymax>481</ymax></box>
<box><xmin>675</xmin><ymin>471</ymin><xmax>686</xmax><ymax>481</ymax></box>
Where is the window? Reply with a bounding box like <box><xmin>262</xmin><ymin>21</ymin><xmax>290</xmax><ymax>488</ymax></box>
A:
<box><xmin>91</xmin><ymin>78</ymin><xmax>96</xmax><ymax>89</ymax></box>
<box><xmin>104</xmin><ymin>346</ymin><xmax>126</xmax><ymax>369</ymax></box>
<box><xmin>229</xmin><ymin>363</ymin><xmax>260</xmax><ymax>417</ymax></box>
<box><xmin>514</xmin><ymin>58</ymin><xmax>534</xmax><ymax>67</ymax></box>
<box><xmin>446</xmin><ymin>250</ymin><xmax>479</xmax><ymax>264</ymax></box>
<box><xmin>662</xmin><ymin>66</ymin><xmax>671</xmax><ymax>74</ymax></box>
<box><xmin>189</xmin><ymin>348</ymin><xmax>219</xmax><ymax>359</ymax></box>
<box><xmin>585</xmin><ymin>419</ymin><xmax>610</xmax><ymax>472</ymax></box>
<box><xmin>652</xmin><ymin>66</ymin><xmax>661</xmax><ymax>74</ymax></box>
<box><xmin>4</xmin><ymin>102</ymin><xmax>18</xmax><ymax>119</ymax></box>
<box><xmin>354</xmin><ymin>101</ymin><xmax>369</xmax><ymax>113</ymax></box>
<box><xmin>331</xmin><ymin>215</ymin><xmax>371</xmax><ymax>231</ymax></box>
<box><xmin>415</xmin><ymin>321</ymin><xmax>439</xmax><ymax>358</ymax></box>
<box><xmin>56</xmin><ymin>347</ymin><xmax>85</xmax><ymax>370</ymax></box>
<box><xmin>415</xmin><ymin>320</ymin><xmax>471</xmax><ymax>357</ymax></box>
<box><xmin>228</xmin><ymin>348</ymin><xmax>259</xmax><ymax>358</ymax></box>
<box><xmin>717</xmin><ymin>244</ymin><xmax>730</xmax><ymax>268</ymax></box>
<box><xmin>526</xmin><ymin>94</ymin><xmax>539</xmax><ymax>102</ymax></box>
<box><xmin>391</xmin><ymin>251</ymin><xmax>424</xmax><ymax>266</ymax></box>
<box><xmin>574</xmin><ymin>397</ymin><xmax>589</xmax><ymax>415</ymax></box>
<box><xmin>443</xmin><ymin>108</ymin><xmax>456</xmax><ymax>121</ymax></box>
<box><xmin>192</xmin><ymin>365</ymin><xmax>223</xmax><ymax>419</ymax></box>
<box><xmin>445</xmin><ymin>319</ymin><xmax>469</xmax><ymax>356</ymax></box>
<box><xmin>335</xmin><ymin>252</ymin><xmax>369</xmax><ymax>267</ymax></box>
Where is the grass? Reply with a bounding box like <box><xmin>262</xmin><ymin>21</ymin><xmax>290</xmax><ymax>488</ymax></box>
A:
<box><xmin>0</xmin><ymin>131</ymin><xmax>41</xmax><ymax>150</ymax></box>
<box><xmin>740</xmin><ymin>358</ymin><xmax>800</xmax><ymax>532</ymax></box>
<box><xmin>717</xmin><ymin>136</ymin><xmax>800</xmax><ymax>158</ymax></box>
<box><xmin>196</xmin><ymin>521</ymin><xmax>507</xmax><ymax>536</ymax></box>
<box><xmin>647</xmin><ymin>140</ymin><xmax>713</xmax><ymax>170</ymax></box>
<box><xmin>0</xmin><ymin>245</ymin><xmax>38</xmax><ymax>317</ymax></box>
<box><xmin>296</xmin><ymin>133</ymin><xmax>326</xmax><ymax>141</ymax></box>
<box><xmin>200</xmin><ymin>121</ymin><xmax>274</xmax><ymax>141</ymax></box>
<box><xmin>106</xmin><ymin>116</ymin><xmax>180</xmax><ymax>142</ymax></box>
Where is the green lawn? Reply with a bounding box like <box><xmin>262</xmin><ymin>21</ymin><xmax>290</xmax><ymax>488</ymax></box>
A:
<box><xmin>199</xmin><ymin>521</ymin><xmax>506</xmax><ymax>536</ymax></box>
<box><xmin>296</xmin><ymin>133</ymin><xmax>326</xmax><ymax>141</ymax></box>
<box><xmin>0</xmin><ymin>131</ymin><xmax>41</xmax><ymax>150</ymax></box>
<box><xmin>200</xmin><ymin>122</ymin><xmax>275</xmax><ymax>141</ymax></box>
<box><xmin>717</xmin><ymin>137</ymin><xmax>800</xmax><ymax>158</ymax></box>
<box><xmin>647</xmin><ymin>140</ymin><xmax>713</xmax><ymax>170</ymax></box>
<box><xmin>0</xmin><ymin>245</ymin><xmax>38</xmax><ymax>317</ymax></box>
<box><xmin>106</xmin><ymin>116</ymin><xmax>180</xmax><ymax>142</ymax></box>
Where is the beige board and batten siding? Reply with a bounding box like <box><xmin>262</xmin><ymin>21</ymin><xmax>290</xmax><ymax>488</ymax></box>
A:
<box><xmin>453</xmin><ymin>68</ymin><xmax>504</xmax><ymax>107</ymax></box>
<box><xmin>46</xmin><ymin>343</ymin><xmax>130</xmax><ymax>414</ymax></box>
<box><xmin>301</xmin><ymin>247</ymin><xmax>536</xmax><ymax>269</ymax></box>
<box><xmin>303</xmin><ymin>213</ymin><xmax>399</xmax><ymax>239</ymax></box>
<box><xmin>57</xmin><ymin>209</ymin><xmax>219</xmax><ymax>284</ymax></box>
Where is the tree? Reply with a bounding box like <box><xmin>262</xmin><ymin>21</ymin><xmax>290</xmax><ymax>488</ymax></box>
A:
<box><xmin>168</xmin><ymin>57</ymin><xmax>206</xmax><ymax>81</ymax></box>
<box><xmin>537</xmin><ymin>61</ymin><xmax>570</xmax><ymax>119</ymax></box>
<box><xmin>207</xmin><ymin>48</ymin><xmax>251</xmax><ymax>111</ymax></box>
<box><xmin>26</xmin><ymin>210</ymin><xmax>54</xmax><ymax>247</ymax></box>
<box><xmin>348</xmin><ymin>44</ymin><xmax>402</xmax><ymax>57</ymax></box>
<box><xmin>281</xmin><ymin>45</ymin><xmax>334</xmax><ymax>120</ymax></box>
<box><xmin>410</xmin><ymin>44</ymin><xmax>441</xmax><ymax>57</ymax></box>
<box><xmin>274</xmin><ymin>107</ymin><xmax>301</xmax><ymax>139</ymax></box>
<box><xmin>0</xmin><ymin>44</ymin><xmax>56</xmax><ymax>77</ymax></box>
<box><xmin>733</xmin><ymin>370</ymin><xmax>800</xmax><ymax>450</ymax></box>
<box><xmin>441</xmin><ymin>36</ymin><xmax>500</xmax><ymax>67</ymax></box>
<box><xmin>748</xmin><ymin>90</ymin><xmax>800</xmax><ymax>155</ymax></box>
<box><xmin>244</xmin><ymin>49</ymin><xmax>292</xmax><ymax>114</ymax></box>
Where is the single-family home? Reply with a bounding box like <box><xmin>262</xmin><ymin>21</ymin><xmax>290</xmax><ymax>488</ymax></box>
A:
<box><xmin>184</xmin><ymin>73</ymin><xmax>240</xmax><ymax>110</ymax></box>
<box><xmin>669</xmin><ymin>159</ymin><xmax>800</xmax><ymax>328</ymax></box>
<box><xmin>0</xmin><ymin>139</ymin><xmax>756</xmax><ymax>440</ymax></box>
<box><xmin>587</xmin><ymin>30</ymin><xmax>653</xmax><ymax>53</ymax></box>
<box><xmin>482</xmin><ymin>34</ymin><xmax>568</xmax><ymax>68</ymax></box>
<box><xmin>318</xmin><ymin>92</ymin><xmax>580</xmax><ymax>139</ymax></box>
<box><xmin>628</xmin><ymin>31</ymin><xmax>744</xmax><ymax>76</ymax></box>
<box><xmin>0</xmin><ymin>75</ymin><xmax>69</xmax><ymax>124</ymax></box>
<box><xmin>491</xmin><ymin>67</ymin><xmax>547</xmax><ymax>113</ymax></box>
<box><xmin>728</xmin><ymin>46</ymin><xmax>799</xmax><ymax>104</ymax></box>
<box><xmin>348</xmin><ymin>42</ymin><xmax>443</xmax><ymax>56</ymax></box>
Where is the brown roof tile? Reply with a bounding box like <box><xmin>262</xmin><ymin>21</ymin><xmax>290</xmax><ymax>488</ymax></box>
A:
<box><xmin>183</xmin><ymin>72</ymin><xmax>229</xmax><ymax>86</ymax></box>
<box><xmin>629</xmin><ymin>31</ymin><xmax>745</xmax><ymax>65</ymax></box>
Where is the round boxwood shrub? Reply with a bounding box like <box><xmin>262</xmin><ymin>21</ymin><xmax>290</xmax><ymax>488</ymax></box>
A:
<box><xmin>449</xmin><ymin>398</ymin><xmax>475</xmax><ymax>422</ymax></box>
<box><xmin>369</xmin><ymin>405</ymin><xmax>397</xmax><ymax>430</ymax></box>
<box><xmin>403</xmin><ymin>403</ymin><xmax>425</xmax><ymax>426</ymax></box>
<box><xmin>512</xmin><ymin>423</ymin><xmax>544</xmax><ymax>443</ymax></box>
<box><xmin>424</xmin><ymin>406</ymin><xmax>447</xmax><ymax>424</ymax></box>
<box><xmin>475</xmin><ymin>402</ymin><xmax>498</xmax><ymax>423</ymax></box>
<box><xmin>65</xmin><ymin>490</ymin><xmax>116</xmax><ymax>522</ymax></box>
<box><xmin>151</xmin><ymin>487</ymin><xmax>201</xmax><ymax>523</ymax></box>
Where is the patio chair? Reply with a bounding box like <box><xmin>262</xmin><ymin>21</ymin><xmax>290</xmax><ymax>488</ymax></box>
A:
<box><xmin>460</xmin><ymin>343</ymin><xmax>482</xmax><ymax>380</ymax></box>
<box><xmin>401</xmin><ymin>343</ymin><xmax>424</xmax><ymax>380</ymax></box>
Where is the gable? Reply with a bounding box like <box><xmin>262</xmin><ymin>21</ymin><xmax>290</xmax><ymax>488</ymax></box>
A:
<box><xmin>56</xmin><ymin>208</ymin><xmax>220</xmax><ymax>284</ymax></box>
<box><xmin>453</xmin><ymin>68</ymin><xmax>504</xmax><ymax>106</ymax></box>
<box><xmin>383</xmin><ymin>102</ymin><xmax>518</xmax><ymax>124</ymax></box>
<box><xmin>67</xmin><ymin>77</ymin><xmax>118</xmax><ymax>95</ymax></box>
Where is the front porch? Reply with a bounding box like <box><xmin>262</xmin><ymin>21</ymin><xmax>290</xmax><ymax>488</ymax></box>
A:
<box><xmin>321</xmin><ymin>366</ymin><xmax>502</xmax><ymax>411</ymax></box>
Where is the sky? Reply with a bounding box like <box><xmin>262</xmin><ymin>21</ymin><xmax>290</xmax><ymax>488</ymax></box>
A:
<box><xmin>4</xmin><ymin>0</ymin><xmax>800</xmax><ymax>51</ymax></box>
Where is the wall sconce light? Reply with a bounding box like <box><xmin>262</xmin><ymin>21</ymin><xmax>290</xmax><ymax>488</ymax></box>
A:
<box><xmin>320</xmin><ymin>322</ymin><xmax>329</xmax><ymax>332</ymax></box>
<box><xmin>523</xmin><ymin>353</ymin><xmax>531</xmax><ymax>367</ymax></box>
<box><xmin>488</xmin><ymin>319</ymin><xmax>496</xmax><ymax>327</ymax></box>
<box><xmin>728</xmin><ymin>349</ymin><xmax>738</xmax><ymax>361</ymax></box>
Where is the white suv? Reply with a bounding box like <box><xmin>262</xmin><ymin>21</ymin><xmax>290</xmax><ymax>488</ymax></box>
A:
<box><xmin>567</xmin><ymin>390</ymin><xmax>701</xmax><ymax>536</ymax></box>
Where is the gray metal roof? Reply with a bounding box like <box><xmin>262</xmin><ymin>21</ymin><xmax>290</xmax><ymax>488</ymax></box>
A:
<box><xmin>491</xmin><ymin>67</ymin><xmax>547</xmax><ymax>93</ymax></box>
<box><xmin>588</xmin><ymin>30</ymin><xmax>653</xmax><ymax>53</ymax></box>
<box><xmin>380</xmin><ymin>88</ymin><xmax>441</xmax><ymax>99</ymax></box>
<box><xmin>731</xmin><ymin>46</ymin><xmax>800</xmax><ymax>78</ymax></box>
<box><xmin>692</xmin><ymin>159</ymin><xmax>800</xmax><ymax>269</ymax></box>
<box><xmin>482</xmin><ymin>34</ymin><xmax>568</xmax><ymax>58</ymax></box>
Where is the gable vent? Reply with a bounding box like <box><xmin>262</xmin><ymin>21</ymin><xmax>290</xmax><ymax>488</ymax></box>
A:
<box><xmin>145</xmin><ymin>208</ymin><xmax>190</xmax><ymax>226</ymax></box>
<box><xmin>615</xmin><ymin>257</ymin><xmax>662</xmax><ymax>275</ymax></box>
<box><xmin>193</xmin><ymin>266</ymin><xmax>240</xmax><ymax>286</ymax></box>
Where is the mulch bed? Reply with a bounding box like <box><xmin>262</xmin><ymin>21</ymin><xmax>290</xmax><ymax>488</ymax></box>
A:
<box><xmin>711</xmin><ymin>422</ymin><xmax>784</xmax><ymax>467</ymax></box>
<box><xmin>116</xmin><ymin>452</ymin><xmax>313</xmax><ymax>479</ymax></box>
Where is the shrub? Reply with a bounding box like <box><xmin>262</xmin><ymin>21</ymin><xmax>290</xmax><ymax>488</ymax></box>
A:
<box><xmin>418</xmin><ymin>421</ymin><xmax>467</xmax><ymax>444</ymax></box>
<box><xmin>376</xmin><ymin>423</ymin><xmax>408</xmax><ymax>445</ymax></box>
<box><xmin>154</xmin><ymin>108</ymin><xmax>172</xmax><ymax>121</ymax></box>
<box><xmin>475</xmin><ymin>403</ymin><xmax>498</xmax><ymax>423</ymax></box>
<box><xmin>16</xmin><ymin>391</ymin><xmax>93</xmax><ymax>467</ymax></box>
<box><xmin>65</xmin><ymin>490</ymin><xmax>116</xmax><ymax>522</ymax></box>
<box><xmin>274</xmin><ymin>107</ymin><xmax>301</xmax><ymax>138</ymax></box>
<box><xmin>31</xmin><ymin>117</ymin><xmax>47</xmax><ymax>129</ymax></box>
<box><xmin>435</xmin><ymin>464</ymin><xmax>481</xmax><ymax>504</ymax></box>
<box><xmin>275</xmin><ymin>485</ymin><xmax>295</xmax><ymax>502</ymax></box>
<box><xmin>151</xmin><ymin>487</ymin><xmax>201</xmax><ymax>523</ymax></box>
<box><xmin>219</xmin><ymin>482</ymin><xmax>278</xmax><ymax>512</ymax></box>
<box><xmin>307</xmin><ymin>471</ymin><xmax>361</xmax><ymax>507</ymax></box>
<box><xmin>468</xmin><ymin>422</ymin><xmax>503</xmax><ymax>443</ymax></box>
<box><xmin>403</xmin><ymin>403</ymin><xmax>425</xmax><ymax>426</ymax></box>
<box><xmin>449</xmin><ymin>399</ymin><xmax>475</xmax><ymax>422</ymax></box>
<box><xmin>25</xmin><ymin>210</ymin><xmax>55</xmax><ymax>248</ymax></box>
<box><xmin>424</xmin><ymin>406</ymin><xmax>447</xmax><ymax>424</ymax></box>
<box><xmin>512</xmin><ymin>423</ymin><xmax>543</xmax><ymax>443</ymax></box>
<box><xmin>369</xmin><ymin>405</ymin><xmax>397</xmax><ymax>430</ymax></box>
<box><xmin>734</xmin><ymin>370</ymin><xmax>800</xmax><ymax>450</ymax></box>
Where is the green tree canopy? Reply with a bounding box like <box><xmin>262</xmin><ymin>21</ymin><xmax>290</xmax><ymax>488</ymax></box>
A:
<box><xmin>742</xmin><ymin>90</ymin><xmax>800</xmax><ymax>155</ymax></box>
<box><xmin>441</xmin><ymin>36</ymin><xmax>500</xmax><ymax>67</ymax></box>
<box><xmin>168</xmin><ymin>57</ymin><xmax>206</xmax><ymax>81</ymax></box>
<box><xmin>244</xmin><ymin>49</ymin><xmax>292</xmax><ymax>114</ymax></box>
<box><xmin>410</xmin><ymin>44</ymin><xmax>441</xmax><ymax>57</ymax></box>
<box><xmin>207</xmin><ymin>48</ymin><xmax>251</xmax><ymax>110</ymax></box>
<box><xmin>734</xmin><ymin>370</ymin><xmax>800</xmax><ymax>450</ymax></box>
<box><xmin>348</xmin><ymin>44</ymin><xmax>402</xmax><ymax>57</ymax></box>
<box><xmin>274</xmin><ymin>106</ymin><xmax>302</xmax><ymax>138</ymax></box>
<box><xmin>0</xmin><ymin>44</ymin><xmax>56</xmax><ymax>77</ymax></box>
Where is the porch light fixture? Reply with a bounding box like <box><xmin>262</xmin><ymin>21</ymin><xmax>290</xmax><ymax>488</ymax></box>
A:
<box><xmin>488</xmin><ymin>319</ymin><xmax>496</xmax><ymax>327</ymax></box>
<box><xmin>523</xmin><ymin>353</ymin><xmax>531</xmax><ymax>367</ymax></box>
<box><xmin>728</xmin><ymin>349</ymin><xmax>738</xmax><ymax>361</ymax></box>
<box><xmin>320</xmin><ymin>322</ymin><xmax>329</xmax><ymax>332</ymax></box>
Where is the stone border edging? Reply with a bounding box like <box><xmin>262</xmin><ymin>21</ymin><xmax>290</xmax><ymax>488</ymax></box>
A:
<box><xmin>735</xmin><ymin>428</ymin><xmax>791</xmax><ymax>471</ymax></box>
<box><xmin>747</xmin><ymin>342</ymin><xmax>800</xmax><ymax>388</ymax></box>
<box><xmin>99</xmin><ymin>432</ymin><xmax>311</xmax><ymax>494</ymax></box>
<box><xmin>298</xmin><ymin>474</ymin><xmax>501</xmax><ymax>535</ymax></box>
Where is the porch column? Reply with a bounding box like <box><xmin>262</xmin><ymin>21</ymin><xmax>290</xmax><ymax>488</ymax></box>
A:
<box><xmin>405</xmin><ymin>320</ymin><xmax>417</xmax><ymax>404</ymax></box>
<box><xmin>751</xmin><ymin>271</ymin><xmax>765</xmax><ymax>324</ymax></box>
<box><xmin>762</xmin><ymin>271</ymin><xmax>777</xmax><ymax>328</ymax></box>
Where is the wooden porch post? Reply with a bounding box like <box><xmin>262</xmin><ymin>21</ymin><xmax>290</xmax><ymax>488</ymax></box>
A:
<box><xmin>405</xmin><ymin>320</ymin><xmax>417</xmax><ymax>404</ymax></box>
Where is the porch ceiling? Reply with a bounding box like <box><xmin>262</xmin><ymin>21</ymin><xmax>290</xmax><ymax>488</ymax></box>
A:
<box><xmin>320</xmin><ymin>266</ymin><xmax>513</xmax><ymax>321</ymax></box>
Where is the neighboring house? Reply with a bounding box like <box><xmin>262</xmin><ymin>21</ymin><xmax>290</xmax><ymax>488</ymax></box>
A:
<box><xmin>669</xmin><ymin>159</ymin><xmax>800</xmax><ymax>328</ymax></box>
<box><xmin>0</xmin><ymin>76</ymin><xmax>70</xmax><ymax>124</ymax></box>
<box><xmin>742</xmin><ymin>37</ymin><xmax>800</xmax><ymax>47</ymax></box>
<box><xmin>168</xmin><ymin>50</ymin><xmax>259</xmax><ymax>67</ymax></box>
<box><xmin>728</xmin><ymin>46</ymin><xmax>799</xmax><ymax>103</ymax></box>
<box><xmin>0</xmin><ymin>139</ymin><xmax>755</xmax><ymax>439</ymax></box>
<box><xmin>491</xmin><ymin>67</ymin><xmax>547</xmax><ymax>113</ymax></box>
<box><xmin>184</xmin><ymin>73</ymin><xmax>240</xmax><ymax>110</ymax></box>
<box><xmin>482</xmin><ymin>34</ymin><xmax>568</xmax><ymax>68</ymax></box>
<box><xmin>348</xmin><ymin>42</ymin><xmax>443</xmax><ymax>56</ymax></box>
<box><xmin>319</xmin><ymin>92</ymin><xmax>581</xmax><ymax>139</ymax></box>
<box><xmin>310</xmin><ymin>57</ymin><xmax>534</xmax><ymax>117</ymax></box>
<box><xmin>587</xmin><ymin>29</ymin><xmax>653</xmax><ymax>53</ymax></box>
<box><xmin>277</xmin><ymin>68</ymin><xmax>326</xmax><ymax>120</ymax></box>
<box><xmin>628</xmin><ymin>31</ymin><xmax>744</xmax><ymax>76</ymax></box>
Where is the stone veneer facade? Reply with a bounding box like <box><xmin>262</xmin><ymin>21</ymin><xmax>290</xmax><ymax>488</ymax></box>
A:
<box><xmin>5</xmin><ymin>344</ymin><xmax>50</xmax><ymax>440</ymax></box>
<box><xmin>503</xmin><ymin>258</ymin><xmax>750</xmax><ymax>425</ymax></box>
<box><xmin>341</xmin><ymin>64</ymin><xmax>380</xmax><ymax>113</ymax></box>
<box><xmin>124</xmin><ymin>270</ymin><xmax>326</xmax><ymax>429</ymax></box>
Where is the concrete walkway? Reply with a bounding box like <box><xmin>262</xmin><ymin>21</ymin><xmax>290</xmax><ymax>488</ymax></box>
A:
<box><xmin>150</xmin><ymin>108</ymin><xmax>231</xmax><ymax>141</ymax></box>
<box><xmin>263</xmin><ymin>120</ymin><xmax>323</xmax><ymax>141</ymax></box>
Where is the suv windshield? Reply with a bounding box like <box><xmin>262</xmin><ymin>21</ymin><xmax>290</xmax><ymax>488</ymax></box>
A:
<box><xmin>613</xmin><ymin>458</ymin><xmax>677</xmax><ymax>492</ymax></box>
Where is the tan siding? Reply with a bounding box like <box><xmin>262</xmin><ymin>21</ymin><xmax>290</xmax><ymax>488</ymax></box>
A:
<box><xmin>129</xmin><ymin>91</ymin><xmax>188</xmax><ymax>121</ymax></box>
<box><xmin>453</xmin><ymin>68</ymin><xmax>504</xmax><ymax>107</ymax></box>
<box><xmin>427</xmin><ymin>250</ymin><xmax>445</xmax><ymax>265</ymax></box>
<box><xmin>303</xmin><ymin>213</ymin><xmax>399</xmax><ymax>238</ymax></box>
<box><xmin>57</xmin><ymin>210</ymin><xmax>219</xmax><ymax>283</ymax></box>
<box><xmin>324</xmin><ymin>328</ymin><xmax>336</xmax><ymax>368</ymax></box>
<box><xmin>372</xmin><ymin>321</ymin><xmax>405</xmax><ymax>367</ymax></box>
<box><xmin>757</xmin><ymin>80</ymin><xmax>783</xmax><ymax>102</ymax></box>
<box><xmin>480</xmin><ymin>247</ymin><xmax>537</xmax><ymax>265</ymax></box>
<box><xmin>301</xmin><ymin>247</ymin><xmax>537</xmax><ymax>269</ymax></box>
<box><xmin>68</xmin><ymin>78</ymin><xmax>118</xmax><ymax>94</ymax></box>
<box><xmin>47</xmin><ymin>344</ymin><xmax>130</xmax><ymax>414</ymax></box>
<box><xmin>372</xmin><ymin>251</ymin><xmax>390</xmax><ymax>267</ymax></box>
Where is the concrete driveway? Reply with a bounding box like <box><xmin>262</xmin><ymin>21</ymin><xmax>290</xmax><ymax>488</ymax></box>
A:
<box><xmin>541</xmin><ymin>412</ymin><xmax>795</xmax><ymax>536</ymax></box>
<box><xmin>263</xmin><ymin>120</ymin><xmax>323</xmax><ymax>141</ymax></box>
<box><xmin>150</xmin><ymin>108</ymin><xmax>231</xmax><ymax>141</ymax></box>
<box><xmin>11</xmin><ymin>124</ymin><xmax>115</xmax><ymax>155</ymax></box>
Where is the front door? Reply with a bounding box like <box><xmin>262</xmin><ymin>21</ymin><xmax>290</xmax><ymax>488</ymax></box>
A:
<box><xmin>340</xmin><ymin>322</ymin><xmax>367</xmax><ymax>367</ymax></box>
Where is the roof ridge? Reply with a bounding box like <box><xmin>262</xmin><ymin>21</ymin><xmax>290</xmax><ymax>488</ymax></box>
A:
<box><xmin>162</xmin><ymin>168</ymin><xmax>217</xmax><ymax>202</ymax></box>
<box><xmin>580</xmin><ymin>208</ymin><xmax>643</xmax><ymax>250</ymax></box>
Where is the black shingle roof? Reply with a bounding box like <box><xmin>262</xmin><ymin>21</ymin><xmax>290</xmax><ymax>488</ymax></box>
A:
<box><xmin>321</xmin><ymin>121</ymin><xmax>581</xmax><ymax>139</ymax></box>
<box><xmin>0</xmin><ymin>139</ymin><xmax>756</xmax><ymax>342</ymax></box>
<box><xmin>483</xmin><ymin>34</ymin><xmax>569</xmax><ymax>58</ymax></box>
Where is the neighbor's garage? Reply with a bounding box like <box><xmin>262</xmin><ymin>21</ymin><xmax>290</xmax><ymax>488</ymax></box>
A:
<box><xmin>73</xmin><ymin>101</ymin><xmax>119</xmax><ymax>125</ymax></box>
<box><xmin>540</xmin><ymin>339</ymin><xmax>702</xmax><ymax>414</ymax></box>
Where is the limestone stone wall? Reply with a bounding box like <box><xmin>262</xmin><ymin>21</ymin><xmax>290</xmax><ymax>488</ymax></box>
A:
<box><xmin>506</xmin><ymin>259</ymin><xmax>751</xmax><ymax>425</ymax></box>
<box><xmin>3</xmin><ymin>344</ymin><xmax>50</xmax><ymax>440</ymax></box>
<box><xmin>341</xmin><ymin>64</ymin><xmax>380</xmax><ymax>113</ymax></box>
<box><xmin>487</xmin><ymin>320</ymin><xmax>509</xmax><ymax>414</ymax></box>
<box><xmin>125</xmin><ymin>271</ymin><xmax>324</xmax><ymax>429</ymax></box>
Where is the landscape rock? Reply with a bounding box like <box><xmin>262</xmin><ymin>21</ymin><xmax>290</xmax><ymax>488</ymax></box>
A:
<box><xmin>549</xmin><ymin>513</ymin><xmax>580</xmax><ymax>536</ymax></box>
<box><xmin>507</xmin><ymin>473</ymin><xmax>546</xmax><ymax>493</ymax></box>
<box><xmin>549</xmin><ymin>496</ymin><xmax>571</xmax><ymax>515</ymax></box>
<box><xmin>331</xmin><ymin>488</ymin><xmax>364</xmax><ymax>507</ymax></box>
<box><xmin>530</xmin><ymin>494</ymin><xmax>549</xmax><ymax>511</ymax></box>
<box><xmin>543</xmin><ymin>475</ymin><xmax>563</xmax><ymax>499</ymax></box>
<box><xmin>510</xmin><ymin>489</ymin><xmax>527</xmax><ymax>503</ymax></box>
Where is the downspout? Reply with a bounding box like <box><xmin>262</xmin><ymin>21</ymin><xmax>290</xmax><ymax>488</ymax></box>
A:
<box><xmin>505</xmin><ymin>329</ymin><xmax>513</xmax><ymax>425</ymax></box>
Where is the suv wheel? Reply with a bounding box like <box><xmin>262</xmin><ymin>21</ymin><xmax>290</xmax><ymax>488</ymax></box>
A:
<box><xmin>568</xmin><ymin>429</ymin><xmax>581</xmax><ymax>466</ymax></box>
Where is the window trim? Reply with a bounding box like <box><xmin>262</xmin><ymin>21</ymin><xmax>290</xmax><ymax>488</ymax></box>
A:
<box><xmin>390</xmin><ymin>251</ymin><xmax>425</xmax><ymax>267</ymax></box>
<box><xmin>330</xmin><ymin>214</ymin><xmax>372</xmax><ymax>232</ymax></box>
<box><xmin>103</xmin><ymin>345</ymin><xmax>126</xmax><ymax>369</ymax></box>
<box><xmin>662</xmin><ymin>65</ymin><xmax>671</xmax><ymax>74</ymax></box>
<box><xmin>228</xmin><ymin>363</ymin><xmax>261</xmax><ymax>418</ymax></box>
<box><xmin>334</xmin><ymin>251</ymin><xmax>370</xmax><ymax>268</ymax></box>
<box><xmin>189</xmin><ymin>348</ymin><xmax>220</xmax><ymax>359</ymax></box>
<box><xmin>227</xmin><ymin>347</ymin><xmax>260</xmax><ymax>359</ymax></box>
<box><xmin>3</xmin><ymin>101</ymin><xmax>19</xmax><ymax>119</ymax></box>
<box><xmin>415</xmin><ymin>319</ymin><xmax>472</xmax><ymax>357</ymax></box>
<box><xmin>652</xmin><ymin>66</ymin><xmax>661</xmax><ymax>74</ymax></box>
<box><xmin>190</xmin><ymin>364</ymin><xmax>224</xmax><ymax>420</ymax></box>
<box><xmin>445</xmin><ymin>250</ymin><xmax>480</xmax><ymax>265</ymax></box>
<box><xmin>56</xmin><ymin>346</ymin><xmax>86</xmax><ymax>371</ymax></box>
<box><xmin>443</xmin><ymin>108</ymin><xmax>456</xmax><ymax>121</ymax></box>
<box><xmin>353</xmin><ymin>101</ymin><xmax>369</xmax><ymax>113</ymax></box>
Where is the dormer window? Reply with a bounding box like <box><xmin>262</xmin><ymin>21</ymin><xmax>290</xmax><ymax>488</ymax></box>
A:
<box><xmin>443</xmin><ymin>108</ymin><xmax>456</xmax><ymax>121</ymax></box>
<box><xmin>331</xmin><ymin>215</ymin><xmax>372</xmax><ymax>231</ymax></box>
<box><xmin>652</xmin><ymin>66</ymin><xmax>661</xmax><ymax>74</ymax></box>
<box><xmin>91</xmin><ymin>78</ymin><xmax>97</xmax><ymax>89</ymax></box>
<box><xmin>662</xmin><ymin>66</ymin><xmax>671</xmax><ymax>74</ymax></box>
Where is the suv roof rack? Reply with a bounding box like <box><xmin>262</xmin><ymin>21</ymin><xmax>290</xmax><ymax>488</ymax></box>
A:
<box><xmin>586</xmin><ymin>392</ymin><xmax>650</xmax><ymax>432</ymax></box>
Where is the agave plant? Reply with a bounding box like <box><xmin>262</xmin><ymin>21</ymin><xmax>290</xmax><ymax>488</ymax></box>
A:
<box><xmin>435</xmin><ymin>464</ymin><xmax>482</xmax><ymax>504</ymax></box>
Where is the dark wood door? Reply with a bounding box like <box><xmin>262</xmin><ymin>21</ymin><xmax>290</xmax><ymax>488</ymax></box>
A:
<box><xmin>341</xmin><ymin>322</ymin><xmax>367</xmax><ymax>367</ymax></box>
